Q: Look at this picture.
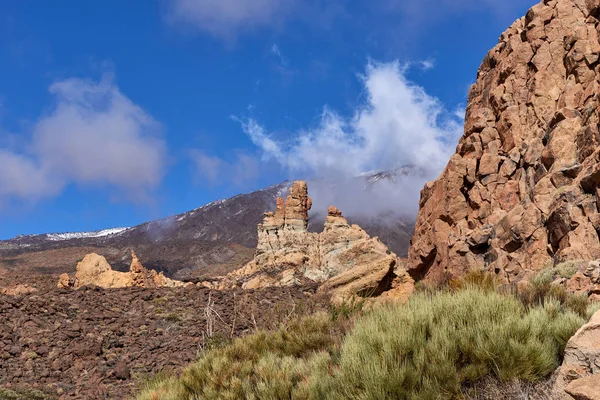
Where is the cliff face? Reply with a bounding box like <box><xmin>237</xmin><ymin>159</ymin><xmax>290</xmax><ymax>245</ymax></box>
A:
<box><xmin>409</xmin><ymin>0</ymin><xmax>600</xmax><ymax>283</ymax></box>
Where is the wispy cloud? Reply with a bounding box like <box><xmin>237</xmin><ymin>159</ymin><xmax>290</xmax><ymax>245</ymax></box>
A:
<box><xmin>167</xmin><ymin>0</ymin><xmax>296</xmax><ymax>39</ymax></box>
<box><xmin>419</xmin><ymin>58</ymin><xmax>435</xmax><ymax>71</ymax></box>
<box><xmin>240</xmin><ymin>61</ymin><xmax>462</xmax><ymax>179</ymax></box>
<box><xmin>0</xmin><ymin>74</ymin><xmax>167</xmax><ymax>204</ymax></box>
<box><xmin>271</xmin><ymin>44</ymin><xmax>289</xmax><ymax>67</ymax></box>
<box><xmin>238</xmin><ymin>61</ymin><xmax>463</xmax><ymax>216</ymax></box>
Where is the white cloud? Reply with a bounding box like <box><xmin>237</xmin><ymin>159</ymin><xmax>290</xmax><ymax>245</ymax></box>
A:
<box><xmin>241</xmin><ymin>61</ymin><xmax>462</xmax><ymax>179</ymax></box>
<box><xmin>271</xmin><ymin>44</ymin><xmax>282</xmax><ymax>58</ymax></box>
<box><xmin>0</xmin><ymin>150</ymin><xmax>59</xmax><ymax>200</ymax></box>
<box><xmin>239</xmin><ymin>61</ymin><xmax>463</xmax><ymax>216</ymax></box>
<box><xmin>0</xmin><ymin>75</ymin><xmax>166</xmax><ymax>203</ymax></box>
<box><xmin>167</xmin><ymin>0</ymin><xmax>296</xmax><ymax>39</ymax></box>
<box><xmin>420</xmin><ymin>58</ymin><xmax>435</xmax><ymax>71</ymax></box>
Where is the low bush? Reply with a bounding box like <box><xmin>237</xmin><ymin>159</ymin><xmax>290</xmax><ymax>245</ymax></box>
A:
<box><xmin>533</xmin><ymin>262</ymin><xmax>580</xmax><ymax>286</ymax></box>
<box><xmin>0</xmin><ymin>389</ymin><xmax>53</xmax><ymax>400</ymax></box>
<box><xmin>138</xmin><ymin>288</ymin><xmax>586</xmax><ymax>400</ymax></box>
<box><xmin>516</xmin><ymin>263</ymin><xmax>597</xmax><ymax>319</ymax></box>
<box><xmin>317</xmin><ymin>288</ymin><xmax>584</xmax><ymax>399</ymax></box>
<box><xmin>137</xmin><ymin>312</ymin><xmax>336</xmax><ymax>400</ymax></box>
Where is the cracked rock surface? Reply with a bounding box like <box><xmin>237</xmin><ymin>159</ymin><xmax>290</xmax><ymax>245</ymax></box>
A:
<box><xmin>409</xmin><ymin>0</ymin><xmax>600</xmax><ymax>287</ymax></box>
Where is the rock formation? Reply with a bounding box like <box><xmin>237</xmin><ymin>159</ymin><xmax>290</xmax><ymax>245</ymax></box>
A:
<box><xmin>70</xmin><ymin>253</ymin><xmax>132</xmax><ymax>289</ymax></box>
<box><xmin>409</xmin><ymin>0</ymin><xmax>600</xmax><ymax>287</ymax></box>
<box><xmin>216</xmin><ymin>181</ymin><xmax>414</xmax><ymax>303</ymax></box>
<box><xmin>553</xmin><ymin>310</ymin><xmax>600</xmax><ymax>399</ymax></box>
<box><xmin>58</xmin><ymin>251</ymin><xmax>186</xmax><ymax>289</ymax></box>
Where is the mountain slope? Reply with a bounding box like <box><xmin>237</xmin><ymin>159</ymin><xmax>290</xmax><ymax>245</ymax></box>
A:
<box><xmin>0</xmin><ymin>172</ymin><xmax>416</xmax><ymax>280</ymax></box>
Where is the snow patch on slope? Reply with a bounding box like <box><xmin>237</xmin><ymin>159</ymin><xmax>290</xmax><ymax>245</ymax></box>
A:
<box><xmin>46</xmin><ymin>227</ymin><xmax>129</xmax><ymax>241</ymax></box>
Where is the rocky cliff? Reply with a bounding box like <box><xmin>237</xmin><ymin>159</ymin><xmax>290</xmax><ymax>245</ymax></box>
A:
<box><xmin>212</xmin><ymin>181</ymin><xmax>414</xmax><ymax>303</ymax></box>
<box><xmin>409</xmin><ymin>0</ymin><xmax>600</xmax><ymax>286</ymax></box>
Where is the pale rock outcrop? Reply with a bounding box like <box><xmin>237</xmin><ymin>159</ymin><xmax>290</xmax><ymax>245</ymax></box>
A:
<box><xmin>59</xmin><ymin>251</ymin><xmax>185</xmax><ymax>289</ymax></box>
<box><xmin>0</xmin><ymin>284</ymin><xmax>37</xmax><ymax>296</ymax></box>
<box><xmin>73</xmin><ymin>253</ymin><xmax>131</xmax><ymax>289</ymax></box>
<box><xmin>408</xmin><ymin>0</ymin><xmax>600</xmax><ymax>287</ymax></box>
<box><xmin>57</xmin><ymin>273</ymin><xmax>71</xmax><ymax>289</ymax></box>
<box><xmin>128</xmin><ymin>251</ymin><xmax>184</xmax><ymax>288</ymax></box>
<box><xmin>553</xmin><ymin>310</ymin><xmax>600</xmax><ymax>399</ymax></box>
<box><xmin>217</xmin><ymin>182</ymin><xmax>414</xmax><ymax>303</ymax></box>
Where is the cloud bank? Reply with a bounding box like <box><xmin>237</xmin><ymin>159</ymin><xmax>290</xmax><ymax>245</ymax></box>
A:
<box><xmin>0</xmin><ymin>75</ymin><xmax>166</xmax><ymax>204</ymax></box>
<box><xmin>167</xmin><ymin>0</ymin><xmax>296</xmax><ymax>39</ymax></box>
<box><xmin>242</xmin><ymin>61</ymin><xmax>462</xmax><ymax>179</ymax></box>
<box><xmin>240</xmin><ymin>61</ymin><xmax>463</xmax><ymax>217</ymax></box>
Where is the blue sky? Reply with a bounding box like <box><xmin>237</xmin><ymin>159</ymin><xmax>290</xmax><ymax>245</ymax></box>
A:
<box><xmin>0</xmin><ymin>0</ymin><xmax>536</xmax><ymax>239</ymax></box>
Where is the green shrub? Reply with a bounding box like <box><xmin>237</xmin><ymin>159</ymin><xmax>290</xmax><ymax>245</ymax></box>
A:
<box><xmin>450</xmin><ymin>269</ymin><xmax>502</xmax><ymax>292</ymax></box>
<box><xmin>314</xmin><ymin>288</ymin><xmax>584</xmax><ymax>400</ymax></box>
<box><xmin>137</xmin><ymin>313</ymin><xmax>335</xmax><ymax>400</ymax></box>
<box><xmin>0</xmin><ymin>389</ymin><xmax>53</xmax><ymax>400</ymax></box>
<box><xmin>329</xmin><ymin>296</ymin><xmax>366</xmax><ymax>321</ymax></box>
<box><xmin>517</xmin><ymin>262</ymin><xmax>593</xmax><ymax>319</ymax></box>
<box><xmin>138</xmin><ymin>288</ymin><xmax>585</xmax><ymax>400</ymax></box>
<box><xmin>532</xmin><ymin>262</ymin><xmax>580</xmax><ymax>286</ymax></box>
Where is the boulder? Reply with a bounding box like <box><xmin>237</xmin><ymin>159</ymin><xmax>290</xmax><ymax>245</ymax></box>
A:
<box><xmin>565</xmin><ymin>374</ymin><xmax>600</xmax><ymax>400</ymax></box>
<box><xmin>73</xmin><ymin>254</ymin><xmax>131</xmax><ymax>289</ymax></box>
<box><xmin>57</xmin><ymin>273</ymin><xmax>71</xmax><ymax>288</ymax></box>
<box><xmin>553</xmin><ymin>310</ymin><xmax>600</xmax><ymax>399</ymax></box>
<box><xmin>60</xmin><ymin>252</ymin><xmax>185</xmax><ymax>289</ymax></box>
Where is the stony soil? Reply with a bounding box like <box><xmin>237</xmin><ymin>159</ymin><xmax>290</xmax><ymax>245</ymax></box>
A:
<box><xmin>0</xmin><ymin>275</ymin><xmax>327</xmax><ymax>399</ymax></box>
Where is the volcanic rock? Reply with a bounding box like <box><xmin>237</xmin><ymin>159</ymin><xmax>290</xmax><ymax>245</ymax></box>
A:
<box><xmin>0</xmin><ymin>284</ymin><xmax>37</xmax><ymax>296</ymax></box>
<box><xmin>553</xmin><ymin>310</ymin><xmax>600</xmax><ymax>399</ymax></box>
<box><xmin>218</xmin><ymin>181</ymin><xmax>414</xmax><ymax>303</ymax></box>
<box><xmin>72</xmin><ymin>253</ymin><xmax>131</xmax><ymax>289</ymax></box>
<box><xmin>284</xmin><ymin>180</ymin><xmax>312</xmax><ymax>231</ymax></box>
<box><xmin>565</xmin><ymin>374</ymin><xmax>600</xmax><ymax>400</ymax></box>
<box><xmin>408</xmin><ymin>0</ymin><xmax>600</xmax><ymax>285</ymax></box>
<box><xmin>0</xmin><ymin>273</ymin><xmax>327</xmax><ymax>398</ymax></box>
<box><xmin>128</xmin><ymin>251</ymin><xmax>184</xmax><ymax>288</ymax></box>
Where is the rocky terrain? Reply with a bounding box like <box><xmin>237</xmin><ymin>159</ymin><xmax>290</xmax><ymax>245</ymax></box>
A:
<box><xmin>409</xmin><ymin>0</ymin><xmax>600</xmax><ymax>297</ymax></box>
<box><xmin>0</xmin><ymin>172</ymin><xmax>415</xmax><ymax>282</ymax></box>
<box><xmin>0</xmin><ymin>275</ymin><xmax>326</xmax><ymax>399</ymax></box>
